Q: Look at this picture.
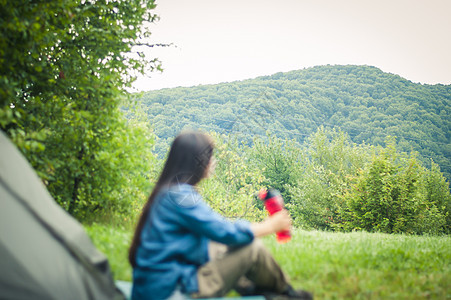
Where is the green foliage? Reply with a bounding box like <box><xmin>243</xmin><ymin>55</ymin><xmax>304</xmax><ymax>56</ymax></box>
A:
<box><xmin>340</xmin><ymin>139</ymin><xmax>449</xmax><ymax>234</ymax></box>
<box><xmin>0</xmin><ymin>0</ymin><xmax>160</xmax><ymax>219</ymax></box>
<box><xmin>192</xmin><ymin>128</ymin><xmax>451</xmax><ymax>235</ymax></box>
<box><xmin>137</xmin><ymin>65</ymin><xmax>451</xmax><ymax>182</ymax></box>
<box><xmin>250</xmin><ymin>134</ymin><xmax>303</xmax><ymax>205</ymax></box>
<box><xmin>235</xmin><ymin>127</ymin><xmax>450</xmax><ymax>235</ymax></box>
<box><xmin>84</xmin><ymin>223</ymin><xmax>133</xmax><ymax>281</ymax></box>
<box><xmin>199</xmin><ymin>133</ymin><xmax>266</xmax><ymax>221</ymax></box>
<box><xmin>416</xmin><ymin>161</ymin><xmax>451</xmax><ymax>234</ymax></box>
<box><xmin>288</xmin><ymin>127</ymin><xmax>369</xmax><ymax>230</ymax></box>
<box><xmin>87</xmin><ymin>103</ymin><xmax>156</xmax><ymax>219</ymax></box>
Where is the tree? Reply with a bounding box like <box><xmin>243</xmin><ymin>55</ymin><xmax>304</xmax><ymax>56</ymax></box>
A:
<box><xmin>0</xmin><ymin>0</ymin><xmax>160</xmax><ymax>219</ymax></box>
<box><xmin>340</xmin><ymin>139</ymin><xmax>450</xmax><ymax>234</ymax></box>
<box><xmin>288</xmin><ymin>127</ymin><xmax>369</xmax><ymax>230</ymax></box>
<box><xmin>138</xmin><ymin>65</ymin><xmax>451</xmax><ymax>183</ymax></box>
<box><xmin>250</xmin><ymin>134</ymin><xmax>303</xmax><ymax>206</ymax></box>
<box><xmin>199</xmin><ymin>133</ymin><xmax>266</xmax><ymax>222</ymax></box>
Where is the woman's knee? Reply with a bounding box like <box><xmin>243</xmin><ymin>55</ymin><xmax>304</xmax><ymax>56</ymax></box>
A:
<box><xmin>240</xmin><ymin>239</ymin><xmax>267</xmax><ymax>262</ymax></box>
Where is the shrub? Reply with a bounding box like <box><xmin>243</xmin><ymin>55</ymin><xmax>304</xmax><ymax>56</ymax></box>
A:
<box><xmin>199</xmin><ymin>134</ymin><xmax>266</xmax><ymax>222</ymax></box>
<box><xmin>339</xmin><ymin>139</ymin><xmax>450</xmax><ymax>234</ymax></box>
<box><xmin>288</xmin><ymin>127</ymin><xmax>369</xmax><ymax>230</ymax></box>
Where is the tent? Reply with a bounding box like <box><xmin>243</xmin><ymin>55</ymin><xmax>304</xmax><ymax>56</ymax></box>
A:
<box><xmin>0</xmin><ymin>130</ymin><xmax>125</xmax><ymax>300</ymax></box>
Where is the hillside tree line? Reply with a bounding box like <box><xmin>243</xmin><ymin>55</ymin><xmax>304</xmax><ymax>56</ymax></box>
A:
<box><xmin>138</xmin><ymin>65</ymin><xmax>451</xmax><ymax>182</ymax></box>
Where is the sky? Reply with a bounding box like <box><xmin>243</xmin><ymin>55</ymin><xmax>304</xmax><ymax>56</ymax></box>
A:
<box><xmin>131</xmin><ymin>0</ymin><xmax>451</xmax><ymax>92</ymax></box>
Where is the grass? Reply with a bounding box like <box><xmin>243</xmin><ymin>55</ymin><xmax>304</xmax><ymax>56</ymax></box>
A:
<box><xmin>84</xmin><ymin>224</ymin><xmax>450</xmax><ymax>299</ymax></box>
<box><xmin>264</xmin><ymin>231</ymin><xmax>450</xmax><ymax>299</ymax></box>
<box><xmin>84</xmin><ymin>223</ymin><xmax>134</xmax><ymax>283</ymax></box>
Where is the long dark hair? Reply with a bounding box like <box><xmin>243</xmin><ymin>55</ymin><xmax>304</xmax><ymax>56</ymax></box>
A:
<box><xmin>129</xmin><ymin>131</ymin><xmax>214</xmax><ymax>267</ymax></box>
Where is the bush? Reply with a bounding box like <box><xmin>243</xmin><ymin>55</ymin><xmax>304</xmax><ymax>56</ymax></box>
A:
<box><xmin>199</xmin><ymin>133</ymin><xmax>266</xmax><ymax>222</ymax></box>
<box><xmin>288</xmin><ymin>127</ymin><xmax>369</xmax><ymax>230</ymax></box>
<box><xmin>338</xmin><ymin>139</ymin><xmax>450</xmax><ymax>234</ymax></box>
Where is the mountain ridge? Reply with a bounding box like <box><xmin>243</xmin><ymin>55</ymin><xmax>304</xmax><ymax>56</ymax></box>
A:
<box><xmin>136</xmin><ymin>64</ymin><xmax>451</xmax><ymax>180</ymax></box>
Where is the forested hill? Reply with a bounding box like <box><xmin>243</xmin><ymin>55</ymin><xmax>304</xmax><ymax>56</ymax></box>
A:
<box><xmin>137</xmin><ymin>65</ymin><xmax>451</xmax><ymax>181</ymax></box>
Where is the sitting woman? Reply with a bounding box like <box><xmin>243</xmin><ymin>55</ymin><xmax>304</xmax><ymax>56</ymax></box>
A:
<box><xmin>129</xmin><ymin>131</ymin><xmax>312</xmax><ymax>300</ymax></box>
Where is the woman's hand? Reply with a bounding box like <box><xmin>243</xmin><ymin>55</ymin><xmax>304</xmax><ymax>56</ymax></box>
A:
<box><xmin>267</xmin><ymin>210</ymin><xmax>291</xmax><ymax>232</ymax></box>
<box><xmin>250</xmin><ymin>210</ymin><xmax>292</xmax><ymax>238</ymax></box>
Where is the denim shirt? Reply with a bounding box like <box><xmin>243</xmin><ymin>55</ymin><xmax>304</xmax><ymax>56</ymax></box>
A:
<box><xmin>132</xmin><ymin>183</ymin><xmax>254</xmax><ymax>300</ymax></box>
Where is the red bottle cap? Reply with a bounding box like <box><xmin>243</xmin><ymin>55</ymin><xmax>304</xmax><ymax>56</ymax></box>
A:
<box><xmin>258</xmin><ymin>189</ymin><xmax>268</xmax><ymax>200</ymax></box>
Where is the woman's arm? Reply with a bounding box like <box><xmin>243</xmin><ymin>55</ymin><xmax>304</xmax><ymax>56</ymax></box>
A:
<box><xmin>250</xmin><ymin>210</ymin><xmax>292</xmax><ymax>238</ymax></box>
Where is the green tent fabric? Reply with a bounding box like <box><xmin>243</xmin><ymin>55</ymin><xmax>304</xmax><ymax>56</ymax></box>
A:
<box><xmin>0</xmin><ymin>130</ymin><xmax>125</xmax><ymax>300</ymax></box>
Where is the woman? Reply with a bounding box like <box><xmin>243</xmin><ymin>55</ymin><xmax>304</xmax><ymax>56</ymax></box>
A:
<box><xmin>129</xmin><ymin>131</ymin><xmax>312</xmax><ymax>300</ymax></box>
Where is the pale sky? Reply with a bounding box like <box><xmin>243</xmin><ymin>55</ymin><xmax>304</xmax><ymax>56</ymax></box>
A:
<box><xmin>131</xmin><ymin>0</ymin><xmax>451</xmax><ymax>92</ymax></box>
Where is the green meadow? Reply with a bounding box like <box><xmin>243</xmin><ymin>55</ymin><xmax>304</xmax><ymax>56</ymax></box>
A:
<box><xmin>85</xmin><ymin>224</ymin><xmax>450</xmax><ymax>299</ymax></box>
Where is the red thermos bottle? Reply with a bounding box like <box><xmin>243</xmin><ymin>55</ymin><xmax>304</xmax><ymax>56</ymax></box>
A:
<box><xmin>258</xmin><ymin>188</ymin><xmax>291</xmax><ymax>243</ymax></box>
